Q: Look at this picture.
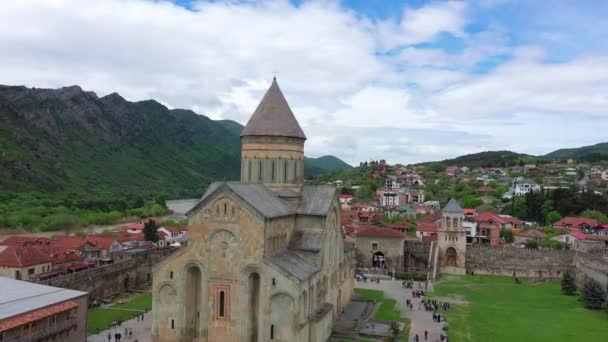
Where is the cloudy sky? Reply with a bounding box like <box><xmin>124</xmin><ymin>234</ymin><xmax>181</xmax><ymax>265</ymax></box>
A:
<box><xmin>2</xmin><ymin>0</ymin><xmax>608</xmax><ymax>165</ymax></box>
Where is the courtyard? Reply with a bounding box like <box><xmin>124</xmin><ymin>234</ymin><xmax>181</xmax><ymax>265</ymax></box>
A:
<box><xmin>433</xmin><ymin>275</ymin><xmax>608</xmax><ymax>342</ymax></box>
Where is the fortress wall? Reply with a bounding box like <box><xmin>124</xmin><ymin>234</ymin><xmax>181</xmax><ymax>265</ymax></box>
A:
<box><xmin>465</xmin><ymin>245</ymin><xmax>575</xmax><ymax>279</ymax></box>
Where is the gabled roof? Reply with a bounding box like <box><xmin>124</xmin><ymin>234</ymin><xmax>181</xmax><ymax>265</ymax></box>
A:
<box><xmin>554</xmin><ymin>217</ymin><xmax>599</xmax><ymax>228</ymax></box>
<box><xmin>240</xmin><ymin>78</ymin><xmax>306</xmax><ymax>140</ymax></box>
<box><xmin>0</xmin><ymin>246</ymin><xmax>53</xmax><ymax>268</ymax></box>
<box><xmin>442</xmin><ymin>198</ymin><xmax>464</xmax><ymax>214</ymax></box>
<box><xmin>0</xmin><ymin>237</ymin><xmax>52</xmax><ymax>247</ymax></box>
<box><xmin>297</xmin><ymin>185</ymin><xmax>337</xmax><ymax>216</ymax></box>
<box><xmin>188</xmin><ymin>182</ymin><xmax>294</xmax><ymax>219</ymax></box>
<box><xmin>264</xmin><ymin>249</ymin><xmax>319</xmax><ymax>280</ymax></box>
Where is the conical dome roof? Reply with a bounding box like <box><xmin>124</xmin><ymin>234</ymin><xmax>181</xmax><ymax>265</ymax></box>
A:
<box><xmin>442</xmin><ymin>198</ymin><xmax>464</xmax><ymax>214</ymax></box>
<box><xmin>240</xmin><ymin>78</ymin><xmax>306</xmax><ymax>140</ymax></box>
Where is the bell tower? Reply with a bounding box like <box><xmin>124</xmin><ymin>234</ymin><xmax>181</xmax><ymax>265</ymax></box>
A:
<box><xmin>240</xmin><ymin>77</ymin><xmax>306</xmax><ymax>190</ymax></box>
<box><xmin>437</xmin><ymin>198</ymin><xmax>467</xmax><ymax>275</ymax></box>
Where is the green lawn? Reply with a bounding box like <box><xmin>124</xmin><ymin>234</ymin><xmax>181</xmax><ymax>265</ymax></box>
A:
<box><xmin>87</xmin><ymin>293</ymin><xmax>152</xmax><ymax>334</ymax></box>
<box><xmin>433</xmin><ymin>275</ymin><xmax>608</xmax><ymax>342</ymax></box>
<box><xmin>354</xmin><ymin>289</ymin><xmax>410</xmax><ymax>341</ymax></box>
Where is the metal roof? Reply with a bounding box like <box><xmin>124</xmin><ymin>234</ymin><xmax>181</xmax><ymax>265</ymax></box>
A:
<box><xmin>264</xmin><ymin>249</ymin><xmax>319</xmax><ymax>280</ymax></box>
<box><xmin>188</xmin><ymin>182</ymin><xmax>294</xmax><ymax>219</ymax></box>
<box><xmin>441</xmin><ymin>198</ymin><xmax>464</xmax><ymax>214</ymax></box>
<box><xmin>240</xmin><ymin>78</ymin><xmax>306</xmax><ymax>140</ymax></box>
<box><xmin>297</xmin><ymin>185</ymin><xmax>337</xmax><ymax>216</ymax></box>
<box><xmin>0</xmin><ymin>277</ymin><xmax>87</xmax><ymax>320</ymax></box>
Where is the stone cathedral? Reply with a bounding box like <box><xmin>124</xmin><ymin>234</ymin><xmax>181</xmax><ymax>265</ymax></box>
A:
<box><xmin>152</xmin><ymin>78</ymin><xmax>355</xmax><ymax>342</ymax></box>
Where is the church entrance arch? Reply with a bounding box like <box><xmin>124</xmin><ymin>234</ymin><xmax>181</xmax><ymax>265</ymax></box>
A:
<box><xmin>372</xmin><ymin>251</ymin><xmax>385</xmax><ymax>269</ymax></box>
<box><xmin>185</xmin><ymin>266</ymin><xmax>202</xmax><ymax>338</ymax></box>
<box><xmin>446</xmin><ymin>247</ymin><xmax>457</xmax><ymax>267</ymax></box>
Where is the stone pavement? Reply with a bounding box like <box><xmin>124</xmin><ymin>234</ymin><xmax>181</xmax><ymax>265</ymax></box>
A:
<box><xmin>87</xmin><ymin>310</ymin><xmax>152</xmax><ymax>342</ymax></box>
<box><xmin>356</xmin><ymin>279</ymin><xmax>447</xmax><ymax>342</ymax></box>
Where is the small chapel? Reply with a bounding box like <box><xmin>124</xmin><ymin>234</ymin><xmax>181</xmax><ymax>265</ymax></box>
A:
<box><xmin>151</xmin><ymin>78</ymin><xmax>355</xmax><ymax>342</ymax></box>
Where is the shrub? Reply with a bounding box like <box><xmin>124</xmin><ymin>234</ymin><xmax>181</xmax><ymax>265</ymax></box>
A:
<box><xmin>581</xmin><ymin>279</ymin><xmax>607</xmax><ymax>310</ymax></box>
<box><xmin>561</xmin><ymin>272</ymin><xmax>577</xmax><ymax>295</ymax></box>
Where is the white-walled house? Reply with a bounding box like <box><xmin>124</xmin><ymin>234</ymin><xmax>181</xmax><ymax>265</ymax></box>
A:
<box><xmin>158</xmin><ymin>226</ymin><xmax>188</xmax><ymax>246</ymax></box>
<box><xmin>513</xmin><ymin>179</ymin><xmax>541</xmax><ymax>196</ymax></box>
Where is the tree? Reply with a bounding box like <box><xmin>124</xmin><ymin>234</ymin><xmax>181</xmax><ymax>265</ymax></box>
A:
<box><xmin>500</xmin><ymin>228</ymin><xmax>513</xmax><ymax>243</ymax></box>
<box><xmin>546</xmin><ymin>210</ymin><xmax>562</xmax><ymax>226</ymax></box>
<box><xmin>580</xmin><ymin>209</ymin><xmax>608</xmax><ymax>224</ymax></box>
<box><xmin>143</xmin><ymin>219</ymin><xmax>159</xmax><ymax>242</ymax></box>
<box><xmin>462</xmin><ymin>195</ymin><xmax>483</xmax><ymax>208</ymax></box>
<box><xmin>581</xmin><ymin>279</ymin><xmax>606</xmax><ymax>310</ymax></box>
<box><xmin>561</xmin><ymin>272</ymin><xmax>577</xmax><ymax>295</ymax></box>
<box><xmin>525</xmin><ymin>239</ymin><xmax>538</xmax><ymax>249</ymax></box>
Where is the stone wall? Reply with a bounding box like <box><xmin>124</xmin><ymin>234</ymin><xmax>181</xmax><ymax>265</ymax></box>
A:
<box><xmin>466</xmin><ymin>246</ymin><xmax>574</xmax><ymax>279</ymax></box>
<box><xmin>403</xmin><ymin>240</ymin><xmax>432</xmax><ymax>279</ymax></box>
<box><xmin>575</xmin><ymin>251</ymin><xmax>608</xmax><ymax>290</ymax></box>
<box><xmin>37</xmin><ymin>249</ymin><xmax>176</xmax><ymax>301</ymax></box>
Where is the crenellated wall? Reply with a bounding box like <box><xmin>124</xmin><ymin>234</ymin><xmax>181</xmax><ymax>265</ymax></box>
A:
<box><xmin>465</xmin><ymin>245</ymin><xmax>575</xmax><ymax>279</ymax></box>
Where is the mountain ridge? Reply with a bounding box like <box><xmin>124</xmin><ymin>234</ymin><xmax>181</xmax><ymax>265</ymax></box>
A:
<box><xmin>0</xmin><ymin>84</ymin><xmax>351</xmax><ymax>196</ymax></box>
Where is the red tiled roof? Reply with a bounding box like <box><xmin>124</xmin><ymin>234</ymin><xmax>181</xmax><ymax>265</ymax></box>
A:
<box><xmin>0</xmin><ymin>246</ymin><xmax>52</xmax><ymax>267</ymax></box>
<box><xmin>473</xmin><ymin>212</ymin><xmax>505</xmax><ymax>224</ymax></box>
<box><xmin>499</xmin><ymin>215</ymin><xmax>523</xmax><ymax>225</ymax></box>
<box><xmin>86</xmin><ymin>235</ymin><xmax>121</xmax><ymax>250</ymax></box>
<box><xmin>477</xmin><ymin>186</ymin><xmax>495</xmax><ymax>192</ymax></box>
<box><xmin>0</xmin><ymin>236</ymin><xmax>52</xmax><ymax>246</ymax></box>
<box><xmin>51</xmin><ymin>236</ymin><xmax>97</xmax><ymax>251</ymax></box>
<box><xmin>357</xmin><ymin>226</ymin><xmax>405</xmax><ymax>238</ymax></box>
<box><xmin>164</xmin><ymin>226</ymin><xmax>187</xmax><ymax>233</ymax></box>
<box><xmin>417</xmin><ymin>213</ymin><xmax>442</xmax><ymax>225</ymax></box>
<box><xmin>339</xmin><ymin>194</ymin><xmax>354</xmax><ymax>199</ymax></box>
<box><xmin>554</xmin><ymin>217</ymin><xmax>599</xmax><ymax>228</ymax></box>
<box><xmin>463</xmin><ymin>208</ymin><xmax>476</xmax><ymax>215</ymax></box>
<box><xmin>388</xmin><ymin>221</ymin><xmax>412</xmax><ymax>230</ymax></box>
<box><xmin>569</xmin><ymin>231</ymin><xmax>589</xmax><ymax>240</ymax></box>
<box><xmin>417</xmin><ymin>222</ymin><xmax>440</xmax><ymax>233</ymax></box>
<box><xmin>0</xmin><ymin>301</ymin><xmax>79</xmax><ymax>332</ymax></box>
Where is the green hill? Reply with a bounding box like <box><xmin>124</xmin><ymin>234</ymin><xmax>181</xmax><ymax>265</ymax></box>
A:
<box><xmin>543</xmin><ymin>142</ymin><xmax>608</xmax><ymax>162</ymax></box>
<box><xmin>421</xmin><ymin>150</ymin><xmax>541</xmax><ymax>168</ymax></box>
<box><xmin>0</xmin><ymin>85</ymin><xmax>351</xmax><ymax>196</ymax></box>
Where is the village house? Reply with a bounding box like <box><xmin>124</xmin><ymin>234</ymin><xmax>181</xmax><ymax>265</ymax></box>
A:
<box><xmin>553</xmin><ymin>217</ymin><xmax>600</xmax><ymax>230</ymax></box>
<box><xmin>339</xmin><ymin>194</ymin><xmax>354</xmax><ymax>206</ymax></box>
<box><xmin>446</xmin><ymin>166</ymin><xmax>458</xmax><ymax>177</ymax></box>
<box><xmin>158</xmin><ymin>226</ymin><xmax>188</xmax><ymax>246</ymax></box>
<box><xmin>355</xmin><ymin>225</ymin><xmax>405</xmax><ymax>272</ymax></box>
<box><xmin>513</xmin><ymin>178</ymin><xmax>541</xmax><ymax>196</ymax></box>
<box><xmin>513</xmin><ymin>230</ymin><xmax>546</xmax><ymax>245</ymax></box>
<box><xmin>473</xmin><ymin>212</ymin><xmax>523</xmax><ymax>246</ymax></box>
<box><xmin>0</xmin><ymin>277</ymin><xmax>88</xmax><ymax>342</ymax></box>
<box><xmin>552</xmin><ymin>231</ymin><xmax>590</xmax><ymax>247</ymax></box>
<box><xmin>415</xmin><ymin>213</ymin><xmax>443</xmax><ymax>240</ymax></box>
<box><xmin>0</xmin><ymin>246</ymin><xmax>53</xmax><ymax>281</ymax></box>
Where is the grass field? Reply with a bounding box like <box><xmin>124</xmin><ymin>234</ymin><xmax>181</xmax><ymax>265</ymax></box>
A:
<box><xmin>433</xmin><ymin>275</ymin><xmax>608</xmax><ymax>342</ymax></box>
<box><xmin>87</xmin><ymin>293</ymin><xmax>152</xmax><ymax>334</ymax></box>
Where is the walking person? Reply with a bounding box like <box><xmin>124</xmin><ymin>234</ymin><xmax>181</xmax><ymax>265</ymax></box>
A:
<box><xmin>424</xmin><ymin>329</ymin><xmax>428</xmax><ymax>340</ymax></box>
<box><xmin>107</xmin><ymin>331</ymin><xmax>112</xmax><ymax>342</ymax></box>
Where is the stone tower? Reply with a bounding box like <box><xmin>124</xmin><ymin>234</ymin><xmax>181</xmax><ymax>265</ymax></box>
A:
<box><xmin>437</xmin><ymin>198</ymin><xmax>467</xmax><ymax>275</ymax></box>
<box><xmin>240</xmin><ymin>77</ymin><xmax>306</xmax><ymax>191</ymax></box>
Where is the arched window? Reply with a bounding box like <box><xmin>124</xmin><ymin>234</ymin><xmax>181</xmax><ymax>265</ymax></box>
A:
<box><xmin>271</xmin><ymin>160</ymin><xmax>275</xmax><ymax>181</ymax></box>
<box><xmin>219</xmin><ymin>291</ymin><xmax>226</xmax><ymax>317</ymax></box>
<box><xmin>284</xmin><ymin>160</ymin><xmax>288</xmax><ymax>182</ymax></box>
<box><xmin>270</xmin><ymin>324</ymin><xmax>275</xmax><ymax>340</ymax></box>
<box><xmin>259</xmin><ymin>161</ymin><xmax>263</xmax><ymax>181</ymax></box>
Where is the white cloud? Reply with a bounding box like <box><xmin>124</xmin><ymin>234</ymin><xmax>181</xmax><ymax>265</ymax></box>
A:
<box><xmin>377</xmin><ymin>1</ymin><xmax>468</xmax><ymax>49</ymax></box>
<box><xmin>0</xmin><ymin>0</ymin><xmax>607</xmax><ymax>165</ymax></box>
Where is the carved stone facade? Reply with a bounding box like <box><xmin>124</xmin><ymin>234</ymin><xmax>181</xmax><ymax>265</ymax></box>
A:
<box><xmin>151</xmin><ymin>78</ymin><xmax>355</xmax><ymax>342</ymax></box>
